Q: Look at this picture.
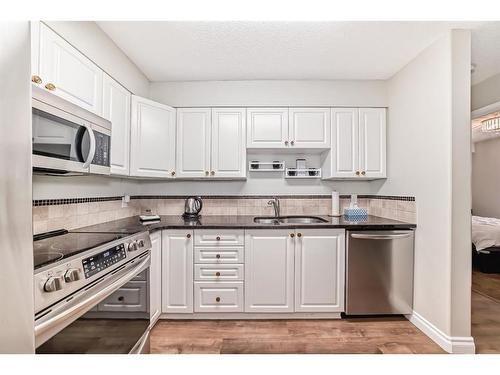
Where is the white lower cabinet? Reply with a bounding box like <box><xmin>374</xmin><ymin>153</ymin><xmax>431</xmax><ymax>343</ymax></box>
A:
<box><xmin>244</xmin><ymin>230</ymin><xmax>295</xmax><ymax>312</ymax></box>
<box><xmin>161</xmin><ymin>230</ymin><xmax>193</xmax><ymax>313</ymax></box>
<box><xmin>294</xmin><ymin>229</ymin><xmax>345</xmax><ymax>312</ymax></box>
<box><xmin>149</xmin><ymin>231</ymin><xmax>162</xmax><ymax>325</ymax></box>
<box><xmin>194</xmin><ymin>282</ymin><xmax>244</xmax><ymax>312</ymax></box>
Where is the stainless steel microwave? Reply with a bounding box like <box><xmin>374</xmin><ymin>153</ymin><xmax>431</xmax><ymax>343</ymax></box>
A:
<box><xmin>32</xmin><ymin>85</ymin><xmax>111</xmax><ymax>175</ymax></box>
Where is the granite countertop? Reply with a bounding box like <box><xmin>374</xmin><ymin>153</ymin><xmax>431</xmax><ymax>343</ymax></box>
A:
<box><xmin>72</xmin><ymin>215</ymin><xmax>416</xmax><ymax>234</ymax></box>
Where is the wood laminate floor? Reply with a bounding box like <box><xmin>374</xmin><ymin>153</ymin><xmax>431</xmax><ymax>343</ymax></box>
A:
<box><xmin>472</xmin><ymin>270</ymin><xmax>500</xmax><ymax>353</ymax></box>
<box><xmin>150</xmin><ymin>317</ymin><xmax>445</xmax><ymax>354</ymax></box>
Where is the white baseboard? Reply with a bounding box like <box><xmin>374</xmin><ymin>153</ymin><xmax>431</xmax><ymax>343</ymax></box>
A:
<box><xmin>406</xmin><ymin>311</ymin><xmax>475</xmax><ymax>354</ymax></box>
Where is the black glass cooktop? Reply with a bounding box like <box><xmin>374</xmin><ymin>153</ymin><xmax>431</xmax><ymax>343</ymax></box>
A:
<box><xmin>33</xmin><ymin>229</ymin><xmax>128</xmax><ymax>270</ymax></box>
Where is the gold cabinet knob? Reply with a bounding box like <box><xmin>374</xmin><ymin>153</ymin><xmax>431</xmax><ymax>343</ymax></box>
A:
<box><xmin>290</xmin><ymin>140</ymin><xmax>295</xmax><ymax>146</ymax></box>
<box><xmin>216</xmin><ymin>254</ymin><xmax>221</xmax><ymax>259</ymax></box>
<box><xmin>215</xmin><ymin>297</ymin><xmax>221</xmax><ymax>302</ymax></box>
<box><xmin>290</xmin><ymin>233</ymin><xmax>295</xmax><ymax>238</ymax></box>
<box><xmin>31</xmin><ymin>75</ymin><xmax>42</xmax><ymax>84</ymax></box>
<box><xmin>205</xmin><ymin>171</ymin><xmax>209</xmax><ymax>176</ymax></box>
<box><xmin>361</xmin><ymin>171</ymin><xmax>366</xmax><ymax>176</ymax></box>
<box><xmin>216</xmin><ymin>236</ymin><xmax>221</xmax><ymax>241</ymax></box>
<box><xmin>297</xmin><ymin>232</ymin><xmax>302</xmax><ymax>238</ymax></box>
<box><xmin>355</xmin><ymin>171</ymin><xmax>360</xmax><ymax>176</ymax></box>
<box><xmin>186</xmin><ymin>233</ymin><xmax>191</xmax><ymax>238</ymax></box>
<box><xmin>171</xmin><ymin>171</ymin><xmax>176</xmax><ymax>176</ymax></box>
<box><xmin>284</xmin><ymin>140</ymin><xmax>289</xmax><ymax>146</ymax></box>
<box><xmin>45</xmin><ymin>83</ymin><xmax>56</xmax><ymax>91</ymax></box>
<box><xmin>215</xmin><ymin>272</ymin><xmax>221</xmax><ymax>277</ymax></box>
<box><xmin>211</xmin><ymin>171</ymin><xmax>215</xmax><ymax>176</ymax></box>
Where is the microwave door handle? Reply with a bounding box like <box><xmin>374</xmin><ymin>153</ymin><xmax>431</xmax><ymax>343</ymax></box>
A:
<box><xmin>82</xmin><ymin>124</ymin><xmax>96</xmax><ymax>169</ymax></box>
<box><xmin>35</xmin><ymin>255</ymin><xmax>150</xmax><ymax>343</ymax></box>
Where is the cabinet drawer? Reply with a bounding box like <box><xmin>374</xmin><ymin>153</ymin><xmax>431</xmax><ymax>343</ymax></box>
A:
<box><xmin>194</xmin><ymin>282</ymin><xmax>243</xmax><ymax>312</ymax></box>
<box><xmin>195</xmin><ymin>229</ymin><xmax>244</xmax><ymax>246</ymax></box>
<box><xmin>97</xmin><ymin>281</ymin><xmax>147</xmax><ymax>312</ymax></box>
<box><xmin>195</xmin><ymin>247</ymin><xmax>244</xmax><ymax>263</ymax></box>
<box><xmin>194</xmin><ymin>264</ymin><xmax>244</xmax><ymax>281</ymax></box>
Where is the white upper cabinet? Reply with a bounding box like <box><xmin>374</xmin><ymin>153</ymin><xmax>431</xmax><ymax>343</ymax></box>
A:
<box><xmin>130</xmin><ymin>96</ymin><xmax>176</xmax><ymax>178</ymax></box>
<box><xmin>359</xmin><ymin>108</ymin><xmax>386</xmax><ymax>179</ymax></box>
<box><xmin>247</xmin><ymin>108</ymin><xmax>288</xmax><ymax>148</ymax></box>
<box><xmin>324</xmin><ymin>108</ymin><xmax>386</xmax><ymax>180</ymax></box>
<box><xmin>211</xmin><ymin>108</ymin><xmax>246</xmax><ymax>178</ymax></box>
<box><xmin>245</xmin><ymin>229</ymin><xmax>295</xmax><ymax>312</ymax></box>
<box><xmin>149</xmin><ymin>231</ymin><xmax>162</xmax><ymax>326</ymax></box>
<box><xmin>102</xmin><ymin>74</ymin><xmax>131</xmax><ymax>176</ymax></box>
<box><xmin>35</xmin><ymin>23</ymin><xmax>103</xmax><ymax>115</ymax></box>
<box><xmin>294</xmin><ymin>229</ymin><xmax>345</xmax><ymax>313</ymax></box>
<box><xmin>176</xmin><ymin>108</ymin><xmax>211</xmax><ymax>178</ymax></box>
<box><xmin>288</xmin><ymin>108</ymin><xmax>330</xmax><ymax>148</ymax></box>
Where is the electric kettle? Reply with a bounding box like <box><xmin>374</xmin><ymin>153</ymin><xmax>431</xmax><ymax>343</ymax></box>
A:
<box><xmin>183</xmin><ymin>196</ymin><xmax>203</xmax><ymax>219</ymax></box>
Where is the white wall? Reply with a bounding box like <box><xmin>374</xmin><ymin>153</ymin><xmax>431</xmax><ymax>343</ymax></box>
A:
<box><xmin>150</xmin><ymin>79</ymin><xmax>387</xmax><ymax>107</ymax></box>
<box><xmin>44</xmin><ymin>21</ymin><xmax>150</xmax><ymax>97</ymax></box>
<box><xmin>471</xmin><ymin>72</ymin><xmax>500</xmax><ymax>111</ymax></box>
<box><xmin>376</xmin><ymin>30</ymin><xmax>472</xmax><ymax>345</ymax></box>
<box><xmin>472</xmin><ymin>137</ymin><xmax>500</xmax><ymax>217</ymax></box>
<box><xmin>0</xmin><ymin>21</ymin><xmax>34</xmax><ymax>353</ymax></box>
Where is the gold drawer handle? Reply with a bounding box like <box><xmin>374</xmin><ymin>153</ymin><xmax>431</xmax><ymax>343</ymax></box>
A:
<box><xmin>186</xmin><ymin>233</ymin><xmax>191</xmax><ymax>238</ymax></box>
<box><xmin>171</xmin><ymin>171</ymin><xmax>176</xmax><ymax>176</ymax></box>
<box><xmin>215</xmin><ymin>272</ymin><xmax>221</xmax><ymax>277</ymax></box>
<box><xmin>215</xmin><ymin>297</ymin><xmax>221</xmax><ymax>302</ymax></box>
<box><xmin>216</xmin><ymin>254</ymin><xmax>221</xmax><ymax>259</ymax></box>
<box><xmin>45</xmin><ymin>83</ymin><xmax>56</xmax><ymax>91</ymax></box>
<box><xmin>31</xmin><ymin>75</ymin><xmax>42</xmax><ymax>84</ymax></box>
<box><xmin>216</xmin><ymin>236</ymin><xmax>221</xmax><ymax>241</ymax></box>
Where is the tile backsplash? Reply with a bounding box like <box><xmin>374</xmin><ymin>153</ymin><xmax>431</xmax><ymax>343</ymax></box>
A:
<box><xmin>32</xmin><ymin>195</ymin><xmax>417</xmax><ymax>235</ymax></box>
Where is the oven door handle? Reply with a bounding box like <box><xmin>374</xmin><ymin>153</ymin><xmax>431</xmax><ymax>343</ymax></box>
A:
<box><xmin>82</xmin><ymin>123</ymin><xmax>96</xmax><ymax>169</ymax></box>
<box><xmin>35</xmin><ymin>255</ymin><xmax>150</xmax><ymax>346</ymax></box>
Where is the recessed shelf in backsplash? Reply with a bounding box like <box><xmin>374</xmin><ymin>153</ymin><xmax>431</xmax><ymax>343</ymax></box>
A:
<box><xmin>248</xmin><ymin>160</ymin><xmax>285</xmax><ymax>172</ymax></box>
<box><xmin>285</xmin><ymin>167</ymin><xmax>322</xmax><ymax>179</ymax></box>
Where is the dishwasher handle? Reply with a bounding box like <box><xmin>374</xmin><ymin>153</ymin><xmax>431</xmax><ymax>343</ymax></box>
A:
<box><xmin>350</xmin><ymin>233</ymin><xmax>412</xmax><ymax>240</ymax></box>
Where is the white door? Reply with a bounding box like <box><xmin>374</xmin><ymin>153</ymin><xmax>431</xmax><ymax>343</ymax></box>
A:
<box><xmin>130</xmin><ymin>96</ymin><xmax>176</xmax><ymax>178</ymax></box>
<box><xmin>359</xmin><ymin>108</ymin><xmax>386</xmax><ymax>179</ymax></box>
<box><xmin>38</xmin><ymin>23</ymin><xmax>103</xmax><ymax>115</ymax></box>
<box><xmin>289</xmin><ymin>108</ymin><xmax>330</xmax><ymax>148</ymax></box>
<box><xmin>330</xmin><ymin>108</ymin><xmax>359</xmax><ymax>178</ymax></box>
<box><xmin>102</xmin><ymin>74</ymin><xmax>131</xmax><ymax>176</ymax></box>
<box><xmin>211</xmin><ymin>108</ymin><xmax>246</xmax><ymax>178</ymax></box>
<box><xmin>246</xmin><ymin>108</ymin><xmax>288</xmax><ymax>148</ymax></box>
<box><xmin>245</xmin><ymin>229</ymin><xmax>294</xmax><ymax>312</ymax></box>
<box><xmin>162</xmin><ymin>230</ymin><xmax>193</xmax><ymax>313</ymax></box>
<box><xmin>295</xmin><ymin>229</ymin><xmax>345</xmax><ymax>312</ymax></box>
<box><xmin>176</xmin><ymin>108</ymin><xmax>211</xmax><ymax>178</ymax></box>
<box><xmin>149</xmin><ymin>231</ymin><xmax>162</xmax><ymax>325</ymax></box>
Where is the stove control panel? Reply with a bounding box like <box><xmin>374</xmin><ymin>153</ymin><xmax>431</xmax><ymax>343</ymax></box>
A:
<box><xmin>82</xmin><ymin>244</ymin><xmax>126</xmax><ymax>279</ymax></box>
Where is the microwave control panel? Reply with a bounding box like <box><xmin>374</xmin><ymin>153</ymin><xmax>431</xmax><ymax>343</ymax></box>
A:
<box><xmin>92</xmin><ymin>131</ymin><xmax>110</xmax><ymax>167</ymax></box>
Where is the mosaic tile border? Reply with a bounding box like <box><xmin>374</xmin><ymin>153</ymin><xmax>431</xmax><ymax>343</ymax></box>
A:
<box><xmin>33</xmin><ymin>194</ymin><xmax>415</xmax><ymax>206</ymax></box>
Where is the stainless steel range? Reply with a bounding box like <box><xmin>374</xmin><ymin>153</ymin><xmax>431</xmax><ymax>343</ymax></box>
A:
<box><xmin>33</xmin><ymin>229</ymin><xmax>152</xmax><ymax>354</ymax></box>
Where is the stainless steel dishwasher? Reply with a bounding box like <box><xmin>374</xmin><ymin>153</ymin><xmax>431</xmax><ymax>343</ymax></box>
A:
<box><xmin>346</xmin><ymin>230</ymin><xmax>414</xmax><ymax>315</ymax></box>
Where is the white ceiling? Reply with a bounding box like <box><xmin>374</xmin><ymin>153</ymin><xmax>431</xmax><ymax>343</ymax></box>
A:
<box><xmin>98</xmin><ymin>21</ymin><xmax>483</xmax><ymax>82</ymax></box>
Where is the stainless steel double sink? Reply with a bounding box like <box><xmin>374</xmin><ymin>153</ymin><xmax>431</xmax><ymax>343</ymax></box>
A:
<box><xmin>253</xmin><ymin>216</ymin><xmax>328</xmax><ymax>225</ymax></box>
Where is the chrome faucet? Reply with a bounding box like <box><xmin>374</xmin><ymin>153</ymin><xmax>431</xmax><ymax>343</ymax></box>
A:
<box><xmin>267</xmin><ymin>197</ymin><xmax>280</xmax><ymax>217</ymax></box>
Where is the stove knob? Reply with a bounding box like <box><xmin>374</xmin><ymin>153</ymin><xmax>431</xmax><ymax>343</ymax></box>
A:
<box><xmin>44</xmin><ymin>276</ymin><xmax>63</xmax><ymax>293</ymax></box>
<box><xmin>137</xmin><ymin>239</ymin><xmax>145</xmax><ymax>248</ymax></box>
<box><xmin>128</xmin><ymin>241</ymin><xmax>139</xmax><ymax>252</ymax></box>
<box><xmin>64</xmin><ymin>268</ymin><xmax>80</xmax><ymax>283</ymax></box>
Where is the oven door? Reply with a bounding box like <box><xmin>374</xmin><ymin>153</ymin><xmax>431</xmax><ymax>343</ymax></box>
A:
<box><xmin>35</xmin><ymin>252</ymin><xmax>151</xmax><ymax>354</ymax></box>
<box><xmin>32</xmin><ymin>99</ymin><xmax>96</xmax><ymax>175</ymax></box>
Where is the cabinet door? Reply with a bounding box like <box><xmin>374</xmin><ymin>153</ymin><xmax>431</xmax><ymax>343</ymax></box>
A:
<box><xmin>359</xmin><ymin>108</ymin><xmax>386</xmax><ymax>179</ymax></box>
<box><xmin>130</xmin><ymin>96</ymin><xmax>176</xmax><ymax>178</ymax></box>
<box><xmin>245</xmin><ymin>229</ymin><xmax>294</xmax><ymax>312</ymax></box>
<box><xmin>162</xmin><ymin>230</ymin><xmax>193</xmax><ymax>313</ymax></box>
<box><xmin>102</xmin><ymin>74</ymin><xmax>131</xmax><ymax>176</ymax></box>
<box><xmin>176</xmin><ymin>108</ymin><xmax>211</xmax><ymax>178</ymax></box>
<box><xmin>295</xmin><ymin>229</ymin><xmax>345</xmax><ymax>312</ymax></box>
<box><xmin>246</xmin><ymin>108</ymin><xmax>288</xmax><ymax>148</ymax></box>
<box><xmin>288</xmin><ymin>108</ymin><xmax>330</xmax><ymax>148</ymax></box>
<box><xmin>211</xmin><ymin>108</ymin><xmax>246</xmax><ymax>178</ymax></box>
<box><xmin>149</xmin><ymin>231</ymin><xmax>162</xmax><ymax>326</ymax></box>
<box><xmin>38</xmin><ymin>23</ymin><xmax>103</xmax><ymax>115</ymax></box>
<box><xmin>330</xmin><ymin>108</ymin><xmax>359</xmax><ymax>178</ymax></box>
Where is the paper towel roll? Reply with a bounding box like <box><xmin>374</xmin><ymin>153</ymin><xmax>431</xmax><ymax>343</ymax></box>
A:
<box><xmin>331</xmin><ymin>191</ymin><xmax>340</xmax><ymax>217</ymax></box>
